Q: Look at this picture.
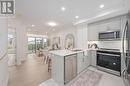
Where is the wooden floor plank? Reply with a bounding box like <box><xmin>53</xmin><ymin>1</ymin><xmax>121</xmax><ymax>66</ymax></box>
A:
<box><xmin>8</xmin><ymin>54</ymin><xmax>51</xmax><ymax>86</ymax></box>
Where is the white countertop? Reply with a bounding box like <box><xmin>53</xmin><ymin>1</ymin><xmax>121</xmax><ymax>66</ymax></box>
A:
<box><xmin>49</xmin><ymin>50</ymin><xmax>83</xmax><ymax>56</ymax></box>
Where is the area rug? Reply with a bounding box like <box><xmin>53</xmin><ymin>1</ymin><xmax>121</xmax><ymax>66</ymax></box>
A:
<box><xmin>70</xmin><ymin>70</ymin><xmax>102</xmax><ymax>86</ymax></box>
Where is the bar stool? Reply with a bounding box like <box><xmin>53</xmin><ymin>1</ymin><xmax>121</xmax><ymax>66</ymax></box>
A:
<box><xmin>43</xmin><ymin>52</ymin><xmax>52</xmax><ymax>72</ymax></box>
<box><xmin>48</xmin><ymin>57</ymin><xmax>52</xmax><ymax>72</ymax></box>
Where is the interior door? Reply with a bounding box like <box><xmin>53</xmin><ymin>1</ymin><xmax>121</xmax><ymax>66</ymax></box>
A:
<box><xmin>8</xmin><ymin>30</ymin><xmax>16</xmax><ymax>66</ymax></box>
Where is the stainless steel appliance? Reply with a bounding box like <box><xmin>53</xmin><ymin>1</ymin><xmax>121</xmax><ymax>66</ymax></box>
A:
<box><xmin>64</xmin><ymin>54</ymin><xmax>77</xmax><ymax>84</ymax></box>
<box><xmin>99</xmin><ymin>31</ymin><xmax>120</xmax><ymax>40</ymax></box>
<box><xmin>122</xmin><ymin>11</ymin><xmax>130</xmax><ymax>86</ymax></box>
<box><xmin>97</xmin><ymin>49</ymin><xmax>121</xmax><ymax>76</ymax></box>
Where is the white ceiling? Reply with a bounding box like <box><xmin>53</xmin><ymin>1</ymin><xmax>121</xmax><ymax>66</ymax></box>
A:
<box><xmin>15</xmin><ymin>0</ymin><xmax>127</xmax><ymax>34</ymax></box>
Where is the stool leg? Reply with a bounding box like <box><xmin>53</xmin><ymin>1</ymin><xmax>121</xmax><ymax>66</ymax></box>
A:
<box><xmin>48</xmin><ymin>59</ymin><xmax>51</xmax><ymax>72</ymax></box>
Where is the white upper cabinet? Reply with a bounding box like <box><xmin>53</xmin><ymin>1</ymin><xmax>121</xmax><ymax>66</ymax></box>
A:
<box><xmin>88</xmin><ymin>24</ymin><xmax>99</xmax><ymax>41</ymax></box>
<box><xmin>76</xmin><ymin>24</ymin><xmax>88</xmax><ymax>49</ymax></box>
<box><xmin>87</xmin><ymin>16</ymin><xmax>122</xmax><ymax>41</ymax></box>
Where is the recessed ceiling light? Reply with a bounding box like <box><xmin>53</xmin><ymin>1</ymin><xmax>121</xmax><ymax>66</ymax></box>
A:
<box><xmin>48</xmin><ymin>22</ymin><xmax>57</xmax><ymax>27</ymax></box>
<box><xmin>61</xmin><ymin>7</ymin><xmax>66</xmax><ymax>11</ymax></box>
<box><xmin>100</xmin><ymin>4</ymin><xmax>104</xmax><ymax>8</ymax></box>
<box><xmin>31</xmin><ymin>24</ymin><xmax>35</xmax><ymax>27</ymax></box>
<box><xmin>75</xmin><ymin>16</ymin><xmax>79</xmax><ymax>19</ymax></box>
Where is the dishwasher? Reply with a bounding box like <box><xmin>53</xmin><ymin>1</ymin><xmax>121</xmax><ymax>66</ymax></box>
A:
<box><xmin>64</xmin><ymin>54</ymin><xmax>77</xmax><ymax>84</ymax></box>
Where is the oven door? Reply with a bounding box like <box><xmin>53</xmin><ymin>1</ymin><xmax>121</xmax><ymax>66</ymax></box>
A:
<box><xmin>97</xmin><ymin>52</ymin><xmax>121</xmax><ymax>72</ymax></box>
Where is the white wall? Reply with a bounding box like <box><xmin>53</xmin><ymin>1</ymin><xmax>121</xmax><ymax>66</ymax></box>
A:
<box><xmin>8</xmin><ymin>18</ymin><xmax>28</xmax><ymax>65</ymax></box>
<box><xmin>16</xmin><ymin>21</ymin><xmax>28</xmax><ymax>64</ymax></box>
<box><xmin>124</xmin><ymin>0</ymin><xmax>130</xmax><ymax>10</ymax></box>
<box><xmin>49</xmin><ymin>25</ymin><xmax>88</xmax><ymax>50</ymax></box>
<box><xmin>16</xmin><ymin>26</ymin><xmax>27</xmax><ymax>63</ymax></box>
<box><xmin>49</xmin><ymin>28</ymin><xmax>77</xmax><ymax>49</ymax></box>
<box><xmin>0</xmin><ymin>17</ymin><xmax>8</xmax><ymax>86</ymax></box>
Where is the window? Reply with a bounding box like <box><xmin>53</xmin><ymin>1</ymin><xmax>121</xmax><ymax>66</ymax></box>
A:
<box><xmin>28</xmin><ymin>37</ymin><xmax>49</xmax><ymax>53</ymax></box>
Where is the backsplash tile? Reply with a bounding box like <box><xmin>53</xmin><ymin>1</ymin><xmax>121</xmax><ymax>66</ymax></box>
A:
<box><xmin>88</xmin><ymin>40</ymin><xmax>121</xmax><ymax>50</ymax></box>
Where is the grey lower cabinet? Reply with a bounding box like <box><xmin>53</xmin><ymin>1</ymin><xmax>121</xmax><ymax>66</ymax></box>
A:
<box><xmin>77</xmin><ymin>52</ymin><xmax>90</xmax><ymax>74</ymax></box>
<box><xmin>88</xmin><ymin>50</ymin><xmax>97</xmax><ymax>67</ymax></box>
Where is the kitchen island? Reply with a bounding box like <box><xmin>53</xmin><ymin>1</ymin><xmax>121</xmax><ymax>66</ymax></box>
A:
<box><xmin>50</xmin><ymin>49</ymin><xmax>89</xmax><ymax>86</ymax></box>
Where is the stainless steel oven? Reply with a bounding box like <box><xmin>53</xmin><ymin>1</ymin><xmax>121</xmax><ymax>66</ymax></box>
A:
<box><xmin>97</xmin><ymin>50</ymin><xmax>121</xmax><ymax>76</ymax></box>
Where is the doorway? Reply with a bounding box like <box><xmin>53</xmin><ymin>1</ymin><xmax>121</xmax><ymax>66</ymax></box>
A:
<box><xmin>8</xmin><ymin>29</ymin><xmax>16</xmax><ymax>66</ymax></box>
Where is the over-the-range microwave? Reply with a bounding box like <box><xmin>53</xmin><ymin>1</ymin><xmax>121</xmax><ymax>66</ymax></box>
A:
<box><xmin>99</xmin><ymin>31</ymin><xmax>120</xmax><ymax>40</ymax></box>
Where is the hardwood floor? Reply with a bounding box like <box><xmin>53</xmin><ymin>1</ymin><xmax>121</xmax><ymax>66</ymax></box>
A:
<box><xmin>8</xmin><ymin>54</ymin><xmax>51</xmax><ymax>86</ymax></box>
